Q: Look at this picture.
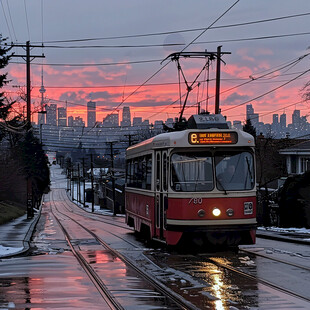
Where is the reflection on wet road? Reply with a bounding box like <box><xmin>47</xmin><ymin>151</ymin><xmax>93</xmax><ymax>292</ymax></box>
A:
<box><xmin>146</xmin><ymin>251</ymin><xmax>310</xmax><ymax>309</ymax></box>
<box><xmin>1</xmin><ymin>176</ymin><xmax>310</xmax><ymax>309</ymax></box>
<box><xmin>0</xmin><ymin>254</ymin><xmax>107</xmax><ymax>309</ymax></box>
<box><xmin>0</xmin><ymin>189</ymin><xmax>181</xmax><ymax>309</ymax></box>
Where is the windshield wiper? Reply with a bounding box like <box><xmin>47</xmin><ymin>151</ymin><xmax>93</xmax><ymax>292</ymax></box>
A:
<box><xmin>246</xmin><ymin>157</ymin><xmax>254</xmax><ymax>187</ymax></box>
<box><xmin>216</xmin><ymin>178</ymin><xmax>228</xmax><ymax>195</ymax></box>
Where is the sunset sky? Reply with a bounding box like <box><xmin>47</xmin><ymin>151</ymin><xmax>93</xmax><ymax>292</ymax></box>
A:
<box><xmin>1</xmin><ymin>0</ymin><xmax>310</xmax><ymax>125</ymax></box>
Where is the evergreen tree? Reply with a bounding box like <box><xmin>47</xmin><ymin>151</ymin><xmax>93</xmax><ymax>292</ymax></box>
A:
<box><xmin>0</xmin><ymin>34</ymin><xmax>50</xmax><ymax>203</ymax></box>
<box><xmin>243</xmin><ymin>118</ymin><xmax>257</xmax><ymax>138</ymax></box>
<box><xmin>16</xmin><ymin>131</ymin><xmax>50</xmax><ymax>198</ymax></box>
<box><xmin>0</xmin><ymin>36</ymin><xmax>13</xmax><ymax>119</ymax></box>
<box><xmin>0</xmin><ymin>35</ymin><xmax>20</xmax><ymax>142</ymax></box>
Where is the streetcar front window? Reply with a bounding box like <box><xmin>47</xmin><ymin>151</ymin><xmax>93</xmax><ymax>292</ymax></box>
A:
<box><xmin>215</xmin><ymin>151</ymin><xmax>254</xmax><ymax>191</ymax></box>
<box><xmin>171</xmin><ymin>153</ymin><xmax>213</xmax><ymax>192</ymax></box>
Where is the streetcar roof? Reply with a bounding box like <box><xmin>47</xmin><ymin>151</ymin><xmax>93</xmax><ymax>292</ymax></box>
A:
<box><xmin>126</xmin><ymin>128</ymin><xmax>255</xmax><ymax>157</ymax></box>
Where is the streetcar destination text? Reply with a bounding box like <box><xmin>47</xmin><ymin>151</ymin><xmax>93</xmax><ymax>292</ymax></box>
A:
<box><xmin>188</xmin><ymin>132</ymin><xmax>238</xmax><ymax>145</ymax></box>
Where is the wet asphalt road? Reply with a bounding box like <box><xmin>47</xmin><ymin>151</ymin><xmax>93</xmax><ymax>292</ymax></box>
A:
<box><xmin>1</xmin><ymin>165</ymin><xmax>310</xmax><ymax>309</ymax></box>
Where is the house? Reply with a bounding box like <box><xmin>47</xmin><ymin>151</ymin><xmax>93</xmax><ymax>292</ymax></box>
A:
<box><xmin>279</xmin><ymin>140</ymin><xmax>310</xmax><ymax>174</ymax></box>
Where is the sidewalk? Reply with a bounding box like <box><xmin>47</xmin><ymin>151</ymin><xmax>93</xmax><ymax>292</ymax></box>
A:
<box><xmin>0</xmin><ymin>164</ymin><xmax>114</xmax><ymax>258</ymax></box>
<box><xmin>0</xmin><ymin>208</ymin><xmax>41</xmax><ymax>258</ymax></box>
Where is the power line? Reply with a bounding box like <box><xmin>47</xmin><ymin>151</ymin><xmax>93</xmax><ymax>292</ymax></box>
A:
<box><xmin>222</xmin><ymin>68</ymin><xmax>310</xmax><ymax>113</ymax></box>
<box><xmin>6</xmin><ymin>30</ymin><xmax>310</xmax><ymax>52</ymax></box>
<box><xmin>111</xmin><ymin>1</ymin><xmax>240</xmax><ymax>114</ymax></box>
<box><xmin>9</xmin><ymin>58</ymin><xmax>163</xmax><ymax>67</ymax></box>
<box><xmin>197</xmin><ymin>31</ymin><xmax>310</xmax><ymax>45</ymax></box>
<box><xmin>181</xmin><ymin>0</ymin><xmax>240</xmax><ymax>52</ymax></box>
<box><xmin>32</xmin><ymin>12</ymin><xmax>310</xmax><ymax>44</ymax></box>
<box><xmin>6</xmin><ymin>0</ymin><xmax>17</xmax><ymax>42</ymax></box>
<box><xmin>1</xmin><ymin>0</ymin><xmax>13</xmax><ymax>40</ymax></box>
<box><xmin>23</xmin><ymin>0</ymin><xmax>30</xmax><ymax>40</ymax></box>
<box><xmin>147</xmin><ymin>53</ymin><xmax>310</xmax><ymax>120</ymax></box>
<box><xmin>188</xmin><ymin>52</ymin><xmax>310</xmax><ymax>109</ymax></box>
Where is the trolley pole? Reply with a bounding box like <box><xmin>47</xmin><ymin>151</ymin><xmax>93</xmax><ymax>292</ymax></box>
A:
<box><xmin>215</xmin><ymin>46</ymin><xmax>222</xmax><ymax>115</ymax></box>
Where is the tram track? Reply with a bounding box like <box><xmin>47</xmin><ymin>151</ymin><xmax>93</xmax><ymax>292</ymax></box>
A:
<box><xmin>51</xmin><ymin>206</ymin><xmax>123</xmax><ymax>310</ymax></box>
<box><xmin>48</xmin><ymin>189</ymin><xmax>199</xmax><ymax>310</ymax></box>
<box><xmin>206</xmin><ymin>255</ymin><xmax>310</xmax><ymax>303</ymax></box>
<box><xmin>45</xmin><ymin>188</ymin><xmax>310</xmax><ymax>308</ymax></box>
<box><xmin>240</xmin><ymin>247</ymin><xmax>310</xmax><ymax>272</ymax></box>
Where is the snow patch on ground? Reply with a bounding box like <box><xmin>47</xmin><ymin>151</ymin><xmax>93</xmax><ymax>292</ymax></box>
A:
<box><xmin>258</xmin><ymin>226</ymin><xmax>310</xmax><ymax>235</ymax></box>
<box><xmin>0</xmin><ymin>244</ymin><xmax>23</xmax><ymax>256</ymax></box>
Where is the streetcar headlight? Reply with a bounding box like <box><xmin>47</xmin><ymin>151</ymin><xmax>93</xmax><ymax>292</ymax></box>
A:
<box><xmin>212</xmin><ymin>208</ymin><xmax>221</xmax><ymax>217</ymax></box>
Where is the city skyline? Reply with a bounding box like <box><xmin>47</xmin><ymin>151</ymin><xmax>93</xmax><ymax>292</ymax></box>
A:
<box><xmin>43</xmin><ymin>101</ymin><xmax>310</xmax><ymax>139</ymax></box>
<box><xmin>2</xmin><ymin>1</ymin><xmax>310</xmax><ymax>124</ymax></box>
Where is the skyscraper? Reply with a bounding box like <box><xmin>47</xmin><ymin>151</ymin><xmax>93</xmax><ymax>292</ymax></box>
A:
<box><xmin>121</xmin><ymin>106</ymin><xmax>131</xmax><ymax>127</ymax></box>
<box><xmin>58</xmin><ymin>107</ymin><xmax>67</xmax><ymax>127</ymax></box>
<box><xmin>87</xmin><ymin>101</ymin><xmax>96</xmax><ymax>127</ymax></box>
<box><xmin>246</xmin><ymin>104</ymin><xmax>259</xmax><ymax>128</ymax></box>
<box><xmin>46</xmin><ymin>104</ymin><xmax>57</xmax><ymax>126</ymax></box>
<box><xmin>292</xmin><ymin>109</ymin><xmax>301</xmax><ymax>129</ymax></box>
<box><xmin>103</xmin><ymin>113</ymin><xmax>119</xmax><ymax>127</ymax></box>
<box><xmin>280</xmin><ymin>113</ymin><xmax>286</xmax><ymax>130</ymax></box>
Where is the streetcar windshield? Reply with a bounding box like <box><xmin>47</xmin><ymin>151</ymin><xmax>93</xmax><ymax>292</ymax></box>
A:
<box><xmin>171</xmin><ymin>151</ymin><xmax>255</xmax><ymax>192</ymax></box>
<box><xmin>215</xmin><ymin>151</ymin><xmax>255</xmax><ymax>191</ymax></box>
<box><xmin>171</xmin><ymin>152</ymin><xmax>214</xmax><ymax>192</ymax></box>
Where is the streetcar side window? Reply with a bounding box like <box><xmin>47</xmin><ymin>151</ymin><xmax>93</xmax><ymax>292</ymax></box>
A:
<box><xmin>146</xmin><ymin>155</ymin><xmax>152</xmax><ymax>190</ymax></box>
<box><xmin>171</xmin><ymin>152</ymin><xmax>213</xmax><ymax>192</ymax></box>
<box><xmin>156</xmin><ymin>153</ymin><xmax>161</xmax><ymax>191</ymax></box>
<box><xmin>163</xmin><ymin>153</ymin><xmax>168</xmax><ymax>191</ymax></box>
<box><xmin>126</xmin><ymin>160</ymin><xmax>131</xmax><ymax>186</ymax></box>
<box><xmin>126</xmin><ymin>155</ymin><xmax>153</xmax><ymax>190</ymax></box>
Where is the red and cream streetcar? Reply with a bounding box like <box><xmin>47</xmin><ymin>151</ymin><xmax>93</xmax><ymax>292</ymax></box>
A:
<box><xmin>125</xmin><ymin>114</ymin><xmax>256</xmax><ymax>246</ymax></box>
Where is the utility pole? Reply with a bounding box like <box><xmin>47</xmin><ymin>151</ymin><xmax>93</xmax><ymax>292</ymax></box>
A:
<box><xmin>123</xmin><ymin>134</ymin><xmax>138</xmax><ymax>147</ymax></box>
<box><xmin>82</xmin><ymin>158</ymin><xmax>86</xmax><ymax>208</ymax></box>
<box><xmin>78</xmin><ymin>163</ymin><xmax>81</xmax><ymax>204</ymax></box>
<box><xmin>214</xmin><ymin>46</ymin><xmax>230</xmax><ymax>114</ymax></box>
<box><xmin>11</xmin><ymin>42</ymin><xmax>45</xmax><ymax>219</ymax></box>
<box><xmin>72</xmin><ymin>165</ymin><xmax>75</xmax><ymax>201</ymax></box>
<box><xmin>90</xmin><ymin>153</ymin><xmax>94</xmax><ymax>212</ymax></box>
<box><xmin>107</xmin><ymin>141</ymin><xmax>117</xmax><ymax>216</ymax></box>
<box><xmin>11</xmin><ymin>42</ymin><xmax>45</xmax><ymax>127</ymax></box>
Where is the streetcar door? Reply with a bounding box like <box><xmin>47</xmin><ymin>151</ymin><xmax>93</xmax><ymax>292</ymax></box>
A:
<box><xmin>155</xmin><ymin>150</ymin><xmax>168</xmax><ymax>240</ymax></box>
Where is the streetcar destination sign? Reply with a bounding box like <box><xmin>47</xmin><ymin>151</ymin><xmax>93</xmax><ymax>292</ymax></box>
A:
<box><xmin>188</xmin><ymin>132</ymin><xmax>238</xmax><ymax>145</ymax></box>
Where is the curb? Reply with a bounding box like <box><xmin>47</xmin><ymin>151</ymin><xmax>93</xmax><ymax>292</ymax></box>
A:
<box><xmin>0</xmin><ymin>203</ymin><xmax>43</xmax><ymax>259</ymax></box>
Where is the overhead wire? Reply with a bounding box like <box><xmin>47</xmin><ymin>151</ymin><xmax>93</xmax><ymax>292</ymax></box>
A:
<box><xmin>5</xmin><ymin>4</ymin><xmax>309</xmax><ymax>129</ymax></box>
<box><xmin>110</xmin><ymin>0</ymin><xmax>240</xmax><ymax>116</ymax></box>
<box><xmin>222</xmin><ymin>68</ymin><xmax>310</xmax><ymax>113</ymax></box>
<box><xmin>144</xmin><ymin>52</ymin><xmax>310</xmax><ymax>120</ymax></box>
<box><xmin>32</xmin><ymin>12</ymin><xmax>310</xmax><ymax>44</ymax></box>
<box><xmin>0</xmin><ymin>0</ymin><xmax>13</xmax><ymax>40</ymax></box>
<box><xmin>186</xmin><ymin>51</ymin><xmax>310</xmax><ymax>110</ymax></box>
<box><xmin>23</xmin><ymin>0</ymin><xmax>30</xmax><ymax>41</ymax></box>
<box><xmin>180</xmin><ymin>0</ymin><xmax>240</xmax><ymax>52</ymax></box>
<box><xmin>5</xmin><ymin>0</ymin><xmax>17</xmax><ymax>42</ymax></box>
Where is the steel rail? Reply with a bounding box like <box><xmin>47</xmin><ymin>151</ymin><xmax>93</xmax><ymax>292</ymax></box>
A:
<box><xmin>240</xmin><ymin>247</ymin><xmax>310</xmax><ymax>272</ymax></box>
<box><xmin>206</xmin><ymin>256</ymin><xmax>310</xmax><ymax>303</ymax></box>
<box><xmin>51</xmin><ymin>190</ymin><xmax>199</xmax><ymax>310</ymax></box>
<box><xmin>50</xmin><ymin>192</ymin><xmax>123</xmax><ymax>310</ymax></box>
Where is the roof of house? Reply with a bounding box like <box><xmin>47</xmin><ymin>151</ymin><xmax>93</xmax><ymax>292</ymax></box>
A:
<box><xmin>280</xmin><ymin>139</ymin><xmax>310</xmax><ymax>154</ymax></box>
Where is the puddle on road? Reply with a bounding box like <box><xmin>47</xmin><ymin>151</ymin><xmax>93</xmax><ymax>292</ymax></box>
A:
<box><xmin>82</xmin><ymin>249</ymin><xmax>181</xmax><ymax>309</ymax></box>
<box><xmin>146</xmin><ymin>250</ymin><xmax>310</xmax><ymax>310</ymax></box>
<box><xmin>0</xmin><ymin>250</ymin><xmax>181</xmax><ymax>310</ymax></box>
